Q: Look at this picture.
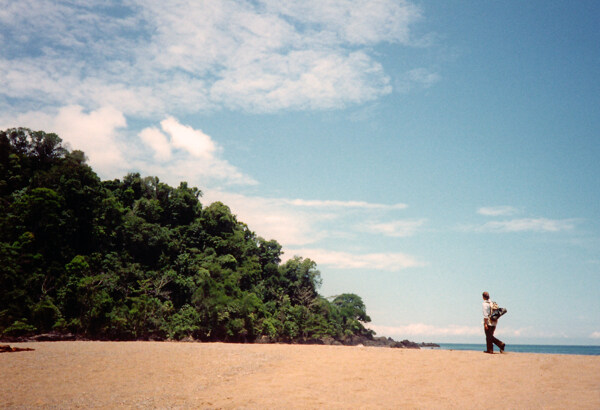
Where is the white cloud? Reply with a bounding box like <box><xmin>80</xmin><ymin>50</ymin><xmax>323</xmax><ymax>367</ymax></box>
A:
<box><xmin>139</xmin><ymin>127</ymin><xmax>172</xmax><ymax>161</ymax></box>
<box><xmin>480</xmin><ymin>218</ymin><xmax>577</xmax><ymax>233</ymax></box>
<box><xmin>210</xmin><ymin>50</ymin><xmax>392</xmax><ymax>111</ymax></box>
<box><xmin>137</xmin><ymin>118</ymin><xmax>257</xmax><ymax>187</ymax></box>
<box><xmin>160</xmin><ymin>117</ymin><xmax>217</xmax><ymax>159</ymax></box>
<box><xmin>0</xmin><ymin>105</ymin><xmax>127</xmax><ymax>178</ymax></box>
<box><xmin>262</xmin><ymin>0</ymin><xmax>422</xmax><ymax>45</ymax></box>
<box><xmin>202</xmin><ymin>191</ymin><xmax>323</xmax><ymax>246</ymax></box>
<box><xmin>284</xmin><ymin>199</ymin><xmax>407</xmax><ymax>210</ymax></box>
<box><xmin>358</xmin><ymin>219</ymin><xmax>426</xmax><ymax>237</ymax></box>
<box><xmin>139</xmin><ymin>158</ymin><xmax>258</xmax><ymax>189</ymax></box>
<box><xmin>52</xmin><ymin>106</ymin><xmax>127</xmax><ymax>175</ymax></box>
<box><xmin>591</xmin><ymin>331</ymin><xmax>600</xmax><ymax>339</ymax></box>
<box><xmin>478</xmin><ymin>206</ymin><xmax>519</xmax><ymax>217</ymax></box>
<box><xmin>285</xmin><ymin>248</ymin><xmax>425</xmax><ymax>271</ymax></box>
<box><xmin>463</xmin><ymin>209</ymin><xmax>579</xmax><ymax>233</ymax></box>
<box><xmin>203</xmin><ymin>190</ymin><xmax>414</xmax><ymax>247</ymax></box>
<box><xmin>0</xmin><ymin>0</ymin><xmax>427</xmax><ymax>115</ymax></box>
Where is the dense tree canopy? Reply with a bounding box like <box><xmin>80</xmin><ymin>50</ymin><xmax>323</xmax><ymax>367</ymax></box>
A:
<box><xmin>0</xmin><ymin>128</ymin><xmax>373</xmax><ymax>343</ymax></box>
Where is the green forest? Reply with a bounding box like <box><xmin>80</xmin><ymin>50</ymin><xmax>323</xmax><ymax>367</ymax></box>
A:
<box><xmin>0</xmin><ymin>128</ymin><xmax>374</xmax><ymax>343</ymax></box>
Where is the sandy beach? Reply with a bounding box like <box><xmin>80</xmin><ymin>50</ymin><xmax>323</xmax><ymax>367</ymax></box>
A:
<box><xmin>1</xmin><ymin>341</ymin><xmax>599</xmax><ymax>409</ymax></box>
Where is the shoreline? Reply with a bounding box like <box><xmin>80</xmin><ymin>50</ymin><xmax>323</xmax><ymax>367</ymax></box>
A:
<box><xmin>0</xmin><ymin>331</ymin><xmax>440</xmax><ymax>349</ymax></box>
<box><xmin>435</xmin><ymin>342</ymin><xmax>600</xmax><ymax>356</ymax></box>
<box><xmin>2</xmin><ymin>341</ymin><xmax>599</xmax><ymax>408</ymax></box>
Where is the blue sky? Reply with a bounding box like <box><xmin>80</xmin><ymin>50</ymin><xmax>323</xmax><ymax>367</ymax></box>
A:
<box><xmin>1</xmin><ymin>0</ymin><xmax>599</xmax><ymax>344</ymax></box>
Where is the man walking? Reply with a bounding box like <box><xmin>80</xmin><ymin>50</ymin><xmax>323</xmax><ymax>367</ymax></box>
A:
<box><xmin>482</xmin><ymin>291</ymin><xmax>506</xmax><ymax>354</ymax></box>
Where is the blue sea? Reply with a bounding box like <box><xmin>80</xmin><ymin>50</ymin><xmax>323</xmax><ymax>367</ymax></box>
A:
<box><xmin>436</xmin><ymin>343</ymin><xmax>600</xmax><ymax>356</ymax></box>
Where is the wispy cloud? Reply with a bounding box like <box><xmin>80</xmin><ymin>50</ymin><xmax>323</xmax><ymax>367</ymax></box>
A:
<box><xmin>407</xmin><ymin>68</ymin><xmax>441</xmax><ymax>88</ymax></box>
<box><xmin>591</xmin><ymin>331</ymin><xmax>600</xmax><ymax>339</ymax></box>
<box><xmin>0</xmin><ymin>0</ymin><xmax>427</xmax><ymax>116</ymax></box>
<box><xmin>283</xmin><ymin>199</ymin><xmax>407</xmax><ymax>210</ymax></box>
<box><xmin>395</xmin><ymin>67</ymin><xmax>441</xmax><ymax>92</ymax></box>
<box><xmin>285</xmin><ymin>248</ymin><xmax>425</xmax><ymax>271</ymax></box>
<box><xmin>203</xmin><ymin>190</ymin><xmax>414</xmax><ymax>248</ymax></box>
<box><xmin>480</xmin><ymin>218</ymin><xmax>577</xmax><ymax>233</ymax></box>
<box><xmin>465</xmin><ymin>207</ymin><xmax>579</xmax><ymax>233</ymax></box>
<box><xmin>478</xmin><ymin>206</ymin><xmax>519</xmax><ymax>217</ymax></box>
<box><xmin>263</xmin><ymin>0</ymin><xmax>422</xmax><ymax>45</ymax></box>
<box><xmin>358</xmin><ymin>219</ymin><xmax>426</xmax><ymax>237</ymax></box>
<box><xmin>202</xmin><ymin>191</ymin><xmax>324</xmax><ymax>246</ymax></box>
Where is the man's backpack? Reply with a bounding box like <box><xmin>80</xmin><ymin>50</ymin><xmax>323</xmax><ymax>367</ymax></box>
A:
<box><xmin>490</xmin><ymin>301</ymin><xmax>507</xmax><ymax>320</ymax></box>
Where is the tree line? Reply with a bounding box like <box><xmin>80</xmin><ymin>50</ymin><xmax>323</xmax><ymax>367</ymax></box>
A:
<box><xmin>0</xmin><ymin>128</ymin><xmax>373</xmax><ymax>343</ymax></box>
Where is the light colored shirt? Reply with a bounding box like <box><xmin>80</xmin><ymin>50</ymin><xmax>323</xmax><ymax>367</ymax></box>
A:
<box><xmin>482</xmin><ymin>300</ymin><xmax>498</xmax><ymax>326</ymax></box>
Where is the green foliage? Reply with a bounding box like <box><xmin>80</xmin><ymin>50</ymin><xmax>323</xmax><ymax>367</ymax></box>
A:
<box><xmin>3</xmin><ymin>319</ymin><xmax>37</xmax><ymax>336</ymax></box>
<box><xmin>166</xmin><ymin>304</ymin><xmax>201</xmax><ymax>340</ymax></box>
<box><xmin>31</xmin><ymin>297</ymin><xmax>61</xmax><ymax>333</ymax></box>
<box><xmin>332</xmin><ymin>293</ymin><xmax>372</xmax><ymax>338</ymax></box>
<box><xmin>0</xmin><ymin>127</ymin><xmax>374</xmax><ymax>344</ymax></box>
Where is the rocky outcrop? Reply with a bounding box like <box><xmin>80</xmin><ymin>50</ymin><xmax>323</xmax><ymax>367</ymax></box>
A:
<box><xmin>419</xmin><ymin>342</ymin><xmax>440</xmax><ymax>348</ymax></box>
<box><xmin>1</xmin><ymin>332</ymin><xmax>77</xmax><ymax>343</ymax></box>
<box><xmin>30</xmin><ymin>332</ymin><xmax>76</xmax><ymax>342</ymax></box>
<box><xmin>337</xmin><ymin>335</ymin><xmax>439</xmax><ymax>349</ymax></box>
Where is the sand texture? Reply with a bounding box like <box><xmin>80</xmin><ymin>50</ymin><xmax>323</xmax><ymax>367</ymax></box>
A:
<box><xmin>1</xmin><ymin>341</ymin><xmax>599</xmax><ymax>409</ymax></box>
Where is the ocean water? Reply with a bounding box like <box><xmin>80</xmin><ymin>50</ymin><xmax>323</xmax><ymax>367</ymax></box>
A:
<box><xmin>436</xmin><ymin>343</ymin><xmax>600</xmax><ymax>356</ymax></box>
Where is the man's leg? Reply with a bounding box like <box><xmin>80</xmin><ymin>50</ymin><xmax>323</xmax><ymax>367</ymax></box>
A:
<box><xmin>484</xmin><ymin>325</ymin><xmax>494</xmax><ymax>352</ymax></box>
<box><xmin>488</xmin><ymin>325</ymin><xmax>505</xmax><ymax>352</ymax></box>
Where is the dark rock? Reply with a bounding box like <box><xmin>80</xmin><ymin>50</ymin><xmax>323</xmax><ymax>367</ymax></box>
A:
<box><xmin>333</xmin><ymin>334</ymin><xmax>425</xmax><ymax>349</ymax></box>
<box><xmin>399</xmin><ymin>339</ymin><xmax>420</xmax><ymax>349</ymax></box>
<box><xmin>298</xmin><ymin>338</ymin><xmax>325</xmax><ymax>345</ymax></box>
<box><xmin>319</xmin><ymin>336</ymin><xmax>336</xmax><ymax>345</ymax></box>
<box><xmin>255</xmin><ymin>335</ymin><xmax>272</xmax><ymax>344</ymax></box>
<box><xmin>0</xmin><ymin>344</ymin><xmax>34</xmax><ymax>353</ymax></box>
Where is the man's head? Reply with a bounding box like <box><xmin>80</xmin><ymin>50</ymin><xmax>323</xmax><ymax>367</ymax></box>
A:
<box><xmin>482</xmin><ymin>291</ymin><xmax>490</xmax><ymax>300</ymax></box>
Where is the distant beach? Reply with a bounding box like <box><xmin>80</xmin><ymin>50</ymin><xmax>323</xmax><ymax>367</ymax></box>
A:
<box><xmin>2</xmin><ymin>341</ymin><xmax>599</xmax><ymax>408</ymax></box>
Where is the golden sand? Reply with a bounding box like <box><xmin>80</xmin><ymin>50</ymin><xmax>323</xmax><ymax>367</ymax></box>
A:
<box><xmin>1</xmin><ymin>341</ymin><xmax>599</xmax><ymax>409</ymax></box>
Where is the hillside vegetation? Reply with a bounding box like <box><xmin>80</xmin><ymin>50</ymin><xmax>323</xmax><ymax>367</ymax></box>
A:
<box><xmin>0</xmin><ymin>128</ymin><xmax>373</xmax><ymax>343</ymax></box>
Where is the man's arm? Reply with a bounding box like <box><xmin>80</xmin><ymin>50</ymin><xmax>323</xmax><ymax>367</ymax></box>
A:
<box><xmin>483</xmin><ymin>302</ymin><xmax>489</xmax><ymax>328</ymax></box>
